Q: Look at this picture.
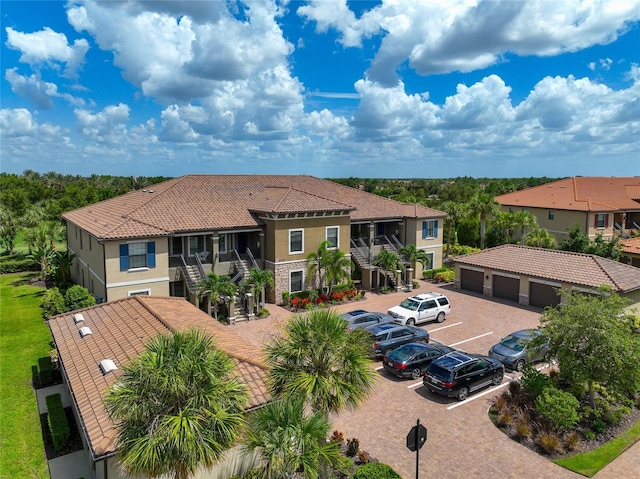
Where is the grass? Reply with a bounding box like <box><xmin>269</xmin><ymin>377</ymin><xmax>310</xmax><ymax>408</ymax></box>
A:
<box><xmin>0</xmin><ymin>272</ymin><xmax>51</xmax><ymax>479</ymax></box>
<box><xmin>553</xmin><ymin>419</ymin><xmax>640</xmax><ymax>477</ymax></box>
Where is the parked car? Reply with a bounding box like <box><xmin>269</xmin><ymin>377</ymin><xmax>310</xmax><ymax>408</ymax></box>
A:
<box><xmin>488</xmin><ymin>329</ymin><xmax>549</xmax><ymax>372</ymax></box>
<box><xmin>340</xmin><ymin>310</ymin><xmax>395</xmax><ymax>330</ymax></box>
<box><xmin>423</xmin><ymin>351</ymin><xmax>504</xmax><ymax>401</ymax></box>
<box><xmin>382</xmin><ymin>342</ymin><xmax>456</xmax><ymax>379</ymax></box>
<box><xmin>387</xmin><ymin>292</ymin><xmax>451</xmax><ymax>326</ymax></box>
<box><xmin>366</xmin><ymin>323</ymin><xmax>429</xmax><ymax>358</ymax></box>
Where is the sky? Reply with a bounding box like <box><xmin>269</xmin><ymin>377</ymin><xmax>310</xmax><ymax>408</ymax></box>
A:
<box><xmin>1</xmin><ymin>0</ymin><xmax>640</xmax><ymax>179</ymax></box>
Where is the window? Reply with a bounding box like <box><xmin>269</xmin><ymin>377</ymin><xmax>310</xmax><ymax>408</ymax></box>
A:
<box><xmin>218</xmin><ymin>233</ymin><xmax>227</xmax><ymax>252</ymax></box>
<box><xmin>326</xmin><ymin>226</ymin><xmax>339</xmax><ymax>248</ymax></box>
<box><xmin>170</xmin><ymin>237</ymin><xmax>183</xmax><ymax>256</ymax></box>
<box><xmin>290</xmin><ymin>270</ymin><xmax>304</xmax><ymax>292</ymax></box>
<box><xmin>509</xmin><ymin>208</ymin><xmax>514</xmax><ymax>213</ymax></box>
<box><xmin>595</xmin><ymin>213</ymin><xmax>608</xmax><ymax>229</ymax></box>
<box><xmin>120</xmin><ymin>242</ymin><xmax>156</xmax><ymax>271</ymax></box>
<box><xmin>548</xmin><ymin>210</ymin><xmax>555</xmax><ymax>220</ymax></box>
<box><xmin>128</xmin><ymin>289</ymin><xmax>150</xmax><ymax>296</ymax></box>
<box><xmin>422</xmin><ymin>220</ymin><xmax>438</xmax><ymax>239</ymax></box>
<box><xmin>189</xmin><ymin>236</ymin><xmax>204</xmax><ymax>256</ymax></box>
<box><xmin>289</xmin><ymin>229</ymin><xmax>303</xmax><ymax>254</ymax></box>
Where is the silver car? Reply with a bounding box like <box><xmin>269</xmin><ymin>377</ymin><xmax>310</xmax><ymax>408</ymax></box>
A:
<box><xmin>340</xmin><ymin>310</ymin><xmax>395</xmax><ymax>330</ymax></box>
<box><xmin>488</xmin><ymin>329</ymin><xmax>548</xmax><ymax>372</ymax></box>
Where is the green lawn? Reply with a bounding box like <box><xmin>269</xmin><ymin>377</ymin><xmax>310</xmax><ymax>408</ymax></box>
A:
<box><xmin>554</xmin><ymin>419</ymin><xmax>640</xmax><ymax>477</ymax></box>
<box><xmin>0</xmin><ymin>273</ymin><xmax>51</xmax><ymax>479</ymax></box>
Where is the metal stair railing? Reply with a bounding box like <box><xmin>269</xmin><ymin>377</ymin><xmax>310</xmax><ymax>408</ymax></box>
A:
<box><xmin>194</xmin><ymin>251</ymin><xmax>206</xmax><ymax>279</ymax></box>
<box><xmin>390</xmin><ymin>234</ymin><xmax>404</xmax><ymax>251</ymax></box>
<box><xmin>246</xmin><ymin>247</ymin><xmax>259</xmax><ymax>271</ymax></box>
<box><xmin>180</xmin><ymin>254</ymin><xmax>198</xmax><ymax>294</ymax></box>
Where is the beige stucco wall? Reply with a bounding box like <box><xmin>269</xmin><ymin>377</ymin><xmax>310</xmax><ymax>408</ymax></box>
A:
<box><xmin>67</xmin><ymin>223</ymin><xmax>108</xmax><ymax>301</ymax></box>
<box><xmin>271</xmin><ymin>215</ymin><xmax>351</xmax><ymax>261</ymax></box>
<box><xmin>404</xmin><ymin>217</ymin><xmax>444</xmax><ymax>277</ymax></box>
<box><xmin>103</xmin><ymin>237</ymin><xmax>170</xmax><ymax>301</ymax></box>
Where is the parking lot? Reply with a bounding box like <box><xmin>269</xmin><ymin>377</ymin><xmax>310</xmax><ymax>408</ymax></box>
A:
<box><xmin>233</xmin><ymin>283</ymin><xmax>635</xmax><ymax>479</ymax></box>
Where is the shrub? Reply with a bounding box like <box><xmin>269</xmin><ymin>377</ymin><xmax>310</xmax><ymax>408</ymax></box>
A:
<box><xmin>46</xmin><ymin>393</ymin><xmax>70</xmax><ymax>451</ymax></box>
<box><xmin>346</xmin><ymin>437</ymin><xmax>360</xmax><ymax>457</ymax></box>
<box><xmin>564</xmin><ymin>432</ymin><xmax>580</xmax><ymax>451</ymax></box>
<box><xmin>520</xmin><ymin>364</ymin><xmax>552</xmax><ymax>399</ymax></box>
<box><xmin>583</xmin><ymin>430</ymin><xmax>596</xmax><ymax>440</ymax></box>
<box><xmin>352</xmin><ymin>463</ymin><xmax>402</xmax><ymax>479</ymax></box>
<box><xmin>0</xmin><ymin>256</ymin><xmax>40</xmax><ymax>274</ymax></box>
<box><xmin>357</xmin><ymin>451</ymin><xmax>371</xmax><ymax>464</ymax></box>
<box><xmin>41</xmin><ymin>287</ymin><xmax>65</xmax><ymax>319</ymax></box>
<box><xmin>64</xmin><ymin>285</ymin><xmax>96</xmax><ymax>311</ymax></box>
<box><xmin>330</xmin><ymin>430</ymin><xmax>344</xmax><ymax>444</ymax></box>
<box><xmin>498</xmin><ymin>410</ymin><xmax>514</xmax><ymax>427</ymax></box>
<box><xmin>602</xmin><ymin>405</ymin><xmax>631</xmax><ymax>425</ymax></box>
<box><xmin>535</xmin><ymin>387</ymin><xmax>580</xmax><ymax>431</ymax></box>
<box><xmin>592</xmin><ymin>418</ymin><xmax>607</xmax><ymax>434</ymax></box>
<box><xmin>515</xmin><ymin>421</ymin><xmax>532</xmax><ymax>439</ymax></box>
<box><xmin>447</xmin><ymin>244</ymin><xmax>481</xmax><ymax>256</ymax></box>
<box><xmin>536</xmin><ymin>431</ymin><xmax>561</xmax><ymax>454</ymax></box>
<box><xmin>433</xmin><ymin>270</ymin><xmax>455</xmax><ymax>283</ymax></box>
<box><xmin>38</xmin><ymin>356</ymin><xmax>53</xmax><ymax>386</ymax></box>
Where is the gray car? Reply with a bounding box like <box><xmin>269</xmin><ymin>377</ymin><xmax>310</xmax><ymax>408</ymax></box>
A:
<box><xmin>488</xmin><ymin>329</ymin><xmax>548</xmax><ymax>372</ymax></box>
<box><xmin>340</xmin><ymin>310</ymin><xmax>395</xmax><ymax>330</ymax></box>
<box><xmin>366</xmin><ymin>323</ymin><xmax>430</xmax><ymax>358</ymax></box>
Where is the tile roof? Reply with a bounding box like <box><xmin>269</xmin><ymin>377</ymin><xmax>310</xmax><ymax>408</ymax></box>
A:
<box><xmin>452</xmin><ymin>244</ymin><xmax>640</xmax><ymax>292</ymax></box>
<box><xmin>62</xmin><ymin>175</ymin><xmax>445</xmax><ymax>239</ymax></box>
<box><xmin>620</xmin><ymin>237</ymin><xmax>640</xmax><ymax>255</ymax></box>
<box><xmin>495</xmin><ymin>177</ymin><xmax>640</xmax><ymax>212</ymax></box>
<box><xmin>48</xmin><ymin>296</ymin><xmax>269</xmax><ymax>461</ymax></box>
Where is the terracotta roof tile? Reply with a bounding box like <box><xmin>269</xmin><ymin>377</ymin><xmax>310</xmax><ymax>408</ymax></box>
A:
<box><xmin>452</xmin><ymin>244</ymin><xmax>640</xmax><ymax>292</ymax></box>
<box><xmin>48</xmin><ymin>296</ymin><xmax>270</xmax><ymax>460</ymax></box>
<box><xmin>63</xmin><ymin>175</ymin><xmax>445</xmax><ymax>239</ymax></box>
<box><xmin>620</xmin><ymin>237</ymin><xmax>640</xmax><ymax>255</ymax></box>
<box><xmin>496</xmin><ymin>177</ymin><xmax>640</xmax><ymax>212</ymax></box>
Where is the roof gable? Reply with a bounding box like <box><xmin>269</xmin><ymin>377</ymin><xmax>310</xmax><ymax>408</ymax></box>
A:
<box><xmin>496</xmin><ymin>177</ymin><xmax>640</xmax><ymax>212</ymax></box>
<box><xmin>452</xmin><ymin>244</ymin><xmax>640</xmax><ymax>292</ymax></box>
<box><xmin>48</xmin><ymin>296</ymin><xmax>269</xmax><ymax>460</ymax></box>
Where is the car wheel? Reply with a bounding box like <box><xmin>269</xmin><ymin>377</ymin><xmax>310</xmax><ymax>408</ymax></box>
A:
<box><xmin>436</xmin><ymin>312</ymin><xmax>445</xmax><ymax>323</ymax></box>
<box><xmin>406</xmin><ymin>318</ymin><xmax>415</xmax><ymax>326</ymax></box>
<box><xmin>410</xmin><ymin>368</ymin><xmax>422</xmax><ymax>380</ymax></box>
<box><xmin>515</xmin><ymin>359</ymin><xmax>525</xmax><ymax>372</ymax></box>
<box><xmin>492</xmin><ymin>371</ymin><xmax>504</xmax><ymax>385</ymax></box>
<box><xmin>457</xmin><ymin>386</ymin><xmax>469</xmax><ymax>401</ymax></box>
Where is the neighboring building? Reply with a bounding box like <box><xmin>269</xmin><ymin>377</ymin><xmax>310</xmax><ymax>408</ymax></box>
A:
<box><xmin>452</xmin><ymin>244</ymin><xmax>640</xmax><ymax>311</ymax></box>
<box><xmin>620</xmin><ymin>237</ymin><xmax>640</xmax><ymax>268</ymax></box>
<box><xmin>495</xmin><ymin>177</ymin><xmax>640</xmax><ymax>243</ymax></box>
<box><xmin>62</xmin><ymin>175</ymin><xmax>446</xmax><ymax>310</ymax></box>
<box><xmin>47</xmin><ymin>295</ymin><xmax>269</xmax><ymax>479</ymax></box>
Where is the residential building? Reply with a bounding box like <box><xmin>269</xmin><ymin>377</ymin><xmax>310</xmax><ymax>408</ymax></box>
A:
<box><xmin>62</xmin><ymin>175</ymin><xmax>446</xmax><ymax>312</ymax></box>
<box><xmin>495</xmin><ymin>177</ymin><xmax>640</xmax><ymax>243</ymax></box>
<box><xmin>621</xmin><ymin>237</ymin><xmax>640</xmax><ymax>267</ymax></box>
<box><xmin>47</xmin><ymin>295</ymin><xmax>269</xmax><ymax>479</ymax></box>
<box><xmin>452</xmin><ymin>244</ymin><xmax>640</xmax><ymax>311</ymax></box>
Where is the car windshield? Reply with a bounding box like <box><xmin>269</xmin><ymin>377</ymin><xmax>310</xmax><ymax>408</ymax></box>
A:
<box><xmin>427</xmin><ymin>364</ymin><xmax>453</xmax><ymax>382</ymax></box>
<box><xmin>500</xmin><ymin>334</ymin><xmax>529</xmax><ymax>352</ymax></box>
<box><xmin>399</xmin><ymin>298</ymin><xmax>420</xmax><ymax>311</ymax></box>
<box><xmin>390</xmin><ymin>345</ymin><xmax>423</xmax><ymax>360</ymax></box>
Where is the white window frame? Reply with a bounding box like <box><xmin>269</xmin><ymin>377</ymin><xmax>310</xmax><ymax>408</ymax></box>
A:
<box><xmin>289</xmin><ymin>229</ymin><xmax>304</xmax><ymax>254</ymax></box>
<box><xmin>289</xmin><ymin>270</ymin><xmax>304</xmax><ymax>293</ymax></box>
<box><xmin>424</xmin><ymin>251</ymin><xmax>434</xmax><ymax>270</ymax></box>
<box><xmin>326</xmin><ymin>226</ymin><xmax>339</xmax><ymax>249</ymax></box>
<box><xmin>128</xmin><ymin>288</ymin><xmax>151</xmax><ymax>296</ymax></box>
<box><xmin>128</xmin><ymin>242</ymin><xmax>148</xmax><ymax>269</ymax></box>
<box><xmin>595</xmin><ymin>213</ymin><xmax>606</xmax><ymax>229</ymax></box>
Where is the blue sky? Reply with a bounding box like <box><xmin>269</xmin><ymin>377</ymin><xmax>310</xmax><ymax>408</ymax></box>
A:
<box><xmin>1</xmin><ymin>0</ymin><xmax>639</xmax><ymax>178</ymax></box>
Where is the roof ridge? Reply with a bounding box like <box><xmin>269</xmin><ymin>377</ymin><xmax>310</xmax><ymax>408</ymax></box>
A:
<box><xmin>589</xmin><ymin>255</ymin><xmax>623</xmax><ymax>290</ymax></box>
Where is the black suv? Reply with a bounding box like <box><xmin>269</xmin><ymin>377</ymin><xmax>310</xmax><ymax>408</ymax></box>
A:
<box><xmin>423</xmin><ymin>351</ymin><xmax>504</xmax><ymax>401</ymax></box>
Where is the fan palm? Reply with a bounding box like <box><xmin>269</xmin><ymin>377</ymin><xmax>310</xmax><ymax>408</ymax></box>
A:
<box><xmin>242</xmin><ymin>398</ymin><xmax>347</xmax><ymax>479</ymax></box>
<box><xmin>104</xmin><ymin>329</ymin><xmax>248</xmax><ymax>479</ymax></box>
<box><xmin>525</xmin><ymin>227</ymin><xmax>557</xmax><ymax>249</ymax></box>
<box><xmin>265</xmin><ymin>309</ymin><xmax>376</xmax><ymax>417</ymax></box>
<box><xmin>513</xmin><ymin>211</ymin><xmax>538</xmax><ymax>245</ymax></box>
<box><xmin>399</xmin><ymin>243</ymin><xmax>430</xmax><ymax>275</ymax></box>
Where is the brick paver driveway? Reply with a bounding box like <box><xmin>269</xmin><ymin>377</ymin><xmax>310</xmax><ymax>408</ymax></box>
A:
<box><xmin>231</xmin><ymin>283</ymin><xmax>637</xmax><ymax>479</ymax></box>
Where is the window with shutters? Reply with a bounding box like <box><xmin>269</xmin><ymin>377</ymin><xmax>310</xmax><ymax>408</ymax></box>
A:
<box><xmin>422</xmin><ymin>220</ymin><xmax>438</xmax><ymax>239</ymax></box>
<box><xmin>595</xmin><ymin>213</ymin><xmax>607</xmax><ymax>229</ymax></box>
<box><xmin>120</xmin><ymin>242</ymin><xmax>156</xmax><ymax>271</ymax></box>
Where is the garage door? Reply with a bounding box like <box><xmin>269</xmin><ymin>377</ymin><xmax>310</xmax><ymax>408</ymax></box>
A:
<box><xmin>530</xmin><ymin>281</ymin><xmax>561</xmax><ymax>308</ymax></box>
<box><xmin>460</xmin><ymin>268</ymin><xmax>484</xmax><ymax>294</ymax></box>
<box><xmin>493</xmin><ymin>275</ymin><xmax>520</xmax><ymax>303</ymax></box>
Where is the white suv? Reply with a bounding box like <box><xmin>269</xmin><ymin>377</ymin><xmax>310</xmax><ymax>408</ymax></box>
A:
<box><xmin>388</xmin><ymin>292</ymin><xmax>451</xmax><ymax>326</ymax></box>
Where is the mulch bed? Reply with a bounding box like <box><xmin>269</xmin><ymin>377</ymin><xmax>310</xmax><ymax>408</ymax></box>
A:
<box><xmin>39</xmin><ymin>407</ymin><xmax>85</xmax><ymax>460</ymax></box>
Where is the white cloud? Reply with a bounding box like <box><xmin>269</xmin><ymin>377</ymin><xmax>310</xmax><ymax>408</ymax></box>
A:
<box><xmin>74</xmin><ymin>104</ymin><xmax>130</xmax><ymax>142</ymax></box>
<box><xmin>5</xmin><ymin>68</ymin><xmax>85</xmax><ymax>109</ymax></box>
<box><xmin>4</xmin><ymin>27</ymin><xmax>89</xmax><ymax>77</ymax></box>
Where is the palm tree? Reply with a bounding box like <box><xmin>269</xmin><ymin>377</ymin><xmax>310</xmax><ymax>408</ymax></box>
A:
<box><xmin>265</xmin><ymin>309</ymin><xmax>376</xmax><ymax>417</ymax></box>
<box><xmin>324</xmin><ymin>248</ymin><xmax>351</xmax><ymax>294</ymax></box>
<box><xmin>469</xmin><ymin>193</ymin><xmax>500</xmax><ymax>250</ymax></box>
<box><xmin>525</xmin><ymin>227</ymin><xmax>557</xmax><ymax>249</ymax></box>
<box><xmin>440</xmin><ymin>201</ymin><xmax>468</xmax><ymax>258</ymax></box>
<box><xmin>513</xmin><ymin>211</ymin><xmax>538</xmax><ymax>245</ymax></box>
<box><xmin>242</xmin><ymin>398</ymin><xmax>347</xmax><ymax>479</ymax></box>
<box><xmin>306</xmin><ymin>240</ymin><xmax>330</xmax><ymax>293</ymax></box>
<box><xmin>243</xmin><ymin>268</ymin><xmax>275</xmax><ymax>314</ymax></box>
<box><xmin>373</xmin><ymin>249</ymin><xmax>402</xmax><ymax>289</ymax></box>
<box><xmin>49</xmin><ymin>250</ymin><xmax>77</xmax><ymax>288</ymax></box>
<box><xmin>197</xmin><ymin>272</ymin><xmax>238</xmax><ymax>320</ymax></box>
<box><xmin>493</xmin><ymin>212</ymin><xmax>517</xmax><ymax>244</ymax></box>
<box><xmin>399</xmin><ymin>243</ymin><xmax>430</xmax><ymax>276</ymax></box>
<box><xmin>104</xmin><ymin>329</ymin><xmax>248</xmax><ymax>479</ymax></box>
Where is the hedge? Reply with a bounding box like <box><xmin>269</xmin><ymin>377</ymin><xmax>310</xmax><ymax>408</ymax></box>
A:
<box><xmin>0</xmin><ymin>258</ymin><xmax>39</xmax><ymax>274</ymax></box>
<box><xmin>352</xmin><ymin>462</ymin><xmax>402</xmax><ymax>479</ymax></box>
<box><xmin>38</xmin><ymin>356</ymin><xmax>53</xmax><ymax>386</ymax></box>
<box><xmin>45</xmin><ymin>393</ymin><xmax>70</xmax><ymax>451</ymax></box>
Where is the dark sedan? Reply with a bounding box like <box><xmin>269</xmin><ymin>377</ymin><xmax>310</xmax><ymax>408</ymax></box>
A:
<box><xmin>366</xmin><ymin>323</ymin><xmax>429</xmax><ymax>358</ymax></box>
<box><xmin>383</xmin><ymin>342</ymin><xmax>456</xmax><ymax>379</ymax></box>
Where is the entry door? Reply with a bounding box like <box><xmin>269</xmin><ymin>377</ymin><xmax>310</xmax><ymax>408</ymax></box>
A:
<box><xmin>238</xmin><ymin>234</ymin><xmax>247</xmax><ymax>254</ymax></box>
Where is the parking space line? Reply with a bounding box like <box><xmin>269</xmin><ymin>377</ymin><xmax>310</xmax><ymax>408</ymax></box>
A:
<box><xmin>407</xmin><ymin>381</ymin><xmax>423</xmax><ymax>389</ymax></box>
<box><xmin>429</xmin><ymin>321</ymin><xmax>463</xmax><ymax>332</ymax></box>
<box><xmin>448</xmin><ymin>331</ymin><xmax>493</xmax><ymax>347</ymax></box>
<box><xmin>446</xmin><ymin>380</ymin><xmax>510</xmax><ymax>410</ymax></box>
<box><xmin>375</xmin><ymin>365</ymin><xmax>384</xmax><ymax>371</ymax></box>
